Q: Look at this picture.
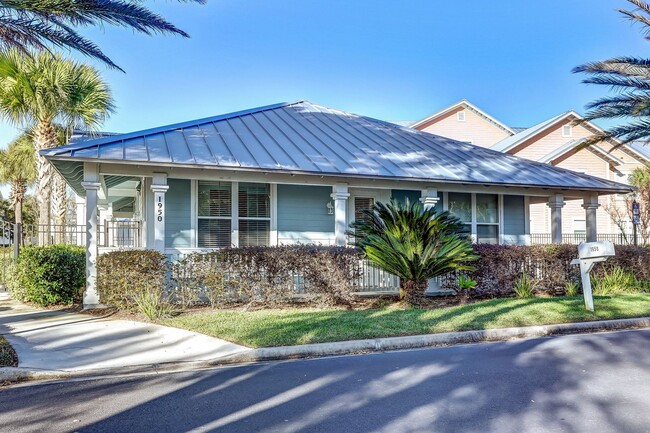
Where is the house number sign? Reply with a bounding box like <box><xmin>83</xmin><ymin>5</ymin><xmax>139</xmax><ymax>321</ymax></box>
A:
<box><xmin>156</xmin><ymin>194</ymin><xmax>164</xmax><ymax>222</ymax></box>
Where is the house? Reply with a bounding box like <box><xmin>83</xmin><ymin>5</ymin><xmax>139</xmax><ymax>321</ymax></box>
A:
<box><xmin>41</xmin><ymin>101</ymin><xmax>632</xmax><ymax>306</ymax></box>
<box><xmin>411</xmin><ymin>100</ymin><xmax>650</xmax><ymax>240</ymax></box>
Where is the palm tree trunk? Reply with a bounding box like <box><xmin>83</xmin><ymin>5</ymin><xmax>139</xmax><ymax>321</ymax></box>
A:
<box><xmin>399</xmin><ymin>279</ymin><xmax>429</xmax><ymax>306</ymax></box>
<box><xmin>10</xmin><ymin>180</ymin><xmax>25</xmax><ymax>224</ymax></box>
<box><xmin>33</xmin><ymin>120</ymin><xmax>58</xmax><ymax>245</ymax></box>
<box><xmin>52</xmin><ymin>173</ymin><xmax>68</xmax><ymax>244</ymax></box>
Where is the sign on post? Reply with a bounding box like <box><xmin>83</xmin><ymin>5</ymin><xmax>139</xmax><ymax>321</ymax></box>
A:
<box><xmin>570</xmin><ymin>241</ymin><xmax>615</xmax><ymax>311</ymax></box>
<box><xmin>632</xmin><ymin>201</ymin><xmax>641</xmax><ymax>225</ymax></box>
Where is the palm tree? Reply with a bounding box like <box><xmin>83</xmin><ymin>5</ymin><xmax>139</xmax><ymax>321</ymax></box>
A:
<box><xmin>0</xmin><ymin>50</ymin><xmax>114</xmax><ymax>244</ymax></box>
<box><xmin>349</xmin><ymin>200</ymin><xmax>478</xmax><ymax>306</ymax></box>
<box><xmin>573</xmin><ymin>0</ymin><xmax>650</xmax><ymax>147</ymax></box>
<box><xmin>0</xmin><ymin>132</ymin><xmax>36</xmax><ymax>225</ymax></box>
<box><xmin>0</xmin><ymin>0</ymin><xmax>205</xmax><ymax>70</ymax></box>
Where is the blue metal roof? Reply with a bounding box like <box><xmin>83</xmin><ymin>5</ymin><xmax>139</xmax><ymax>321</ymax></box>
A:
<box><xmin>43</xmin><ymin>101</ymin><xmax>633</xmax><ymax>194</ymax></box>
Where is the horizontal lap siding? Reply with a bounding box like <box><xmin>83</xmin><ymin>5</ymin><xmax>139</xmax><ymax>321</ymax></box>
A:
<box><xmin>277</xmin><ymin>184</ymin><xmax>335</xmax><ymax>245</ymax></box>
<box><xmin>503</xmin><ymin>195</ymin><xmax>527</xmax><ymax>245</ymax></box>
<box><xmin>166</xmin><ymin>179</ymin><xmax>192</xmax><ymax>248</ymax></box>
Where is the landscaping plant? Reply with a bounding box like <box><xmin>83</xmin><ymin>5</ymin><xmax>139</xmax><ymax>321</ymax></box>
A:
<box><xmin>350</xmin><ymin>200</ymin><xmax>478</xmax><ymax>306</ymax></box>
<box><xmin>513</xmin><ymin>272</ymin><xmax>537</xmax><ymax>298</ymax></box>
<box><xmin>10</xmin><ymin>244</ymin><xmax>85</xmax><ymax>306</ymax></box>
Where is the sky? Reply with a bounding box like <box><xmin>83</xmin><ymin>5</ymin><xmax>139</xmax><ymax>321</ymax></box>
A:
<box><xmin>0</xmin><ymin>0</ymin><xmax>647</xmax><ymax>151</ymax></box>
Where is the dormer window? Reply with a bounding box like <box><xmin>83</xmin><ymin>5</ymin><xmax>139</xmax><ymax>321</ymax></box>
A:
<box><xmin>562</xmin><ymin>125</ymin><xmax>572</xmax><ymax>137</ymax></box>
<box><xmin>457</xmin><ymin>111</ymin><xmax>466</xmax><ymax>122</ymax></box>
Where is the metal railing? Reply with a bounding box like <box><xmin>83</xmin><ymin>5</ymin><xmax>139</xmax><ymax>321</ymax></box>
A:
<box><xmin>22</xmin><ymin>220</ymin><xmax>142</xmax><ymax>248</ymax></box>
<box><xmin>0</xmin><ymin>221</ymin><xmax>17</xmax><ymax>290</ymax></box>
<box><xmin>530</xmin><ymin>233</ymin><xmax>641</xmax><ymax>245</ymax></box>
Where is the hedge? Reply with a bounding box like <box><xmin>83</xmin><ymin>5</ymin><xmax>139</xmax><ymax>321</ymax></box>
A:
<box><xmin>10</xmin><ymin>244</ymin><xmax>86</xmax><ymax>306</ymax></box>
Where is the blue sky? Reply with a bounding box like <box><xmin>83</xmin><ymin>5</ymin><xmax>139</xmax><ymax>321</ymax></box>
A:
<box><xmin>0</xmin><ymin>0</ymin><xmax>646</xmax><ymax>147</ymax></box>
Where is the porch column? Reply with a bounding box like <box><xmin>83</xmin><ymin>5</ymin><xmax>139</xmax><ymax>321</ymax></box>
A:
<box><xmin>420</xmin><ymin>188</ymin><xmax>439</xmax><ymax>211</ymax></box>
<box><xmin>81</xmin><ymin>180</ymin><xmax>100</xmax><ymax>308</ymax></box>
<box><xmin>151</xmin><ymin>174</ymin><xmax>169</xmax><ymax>253</ymax></box>
<box><xmin>582</xmin><ymin>192</ymin><xmax>600</xmax><ymax>243</ymax></box>
<box><xmin>547</xmin><ymin>194</ymin><xmax>565</xmax><ymax>244</ymax></box>
<box><xmin>331</xmin><ymin>183</ymin><xmax>349</xmax><ymax>246</ymax></box>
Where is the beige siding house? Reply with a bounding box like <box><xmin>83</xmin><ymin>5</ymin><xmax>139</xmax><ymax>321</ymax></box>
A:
<box><xmin>411</xmin><ymin>100</ymin><xmax>650</xmax><ymax>241</ymax></box>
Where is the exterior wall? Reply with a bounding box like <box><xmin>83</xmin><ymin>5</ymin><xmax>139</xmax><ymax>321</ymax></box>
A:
<box><xmin>417</xmin><ymin>106</ymin><xmax>512</xmax><ymax>148</ymax></box>
<box><xmin>165</xmin><ymin>179</ymin><xmax>192</xmax><ymax>248</ymax></box>
<box><xmin>277</xmin><ymin>184</ymin><xmax>335</xmax><ymax>245</ymax></box>
<box><xmin>390</xmin><ymin>189</ymin><xmax>444</xmax><ymax>212</ymax></box>
<box><xmin>503</xmin><ymin>195</ymin><xmax>527</xmax><ymax>245</ymax></box>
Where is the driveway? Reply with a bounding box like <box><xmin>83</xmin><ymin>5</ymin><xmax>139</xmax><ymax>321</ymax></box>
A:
<box><xmin>0</xmin><ymin>293</ymin><xmax>248</xmax><ymax>372</ymax></box>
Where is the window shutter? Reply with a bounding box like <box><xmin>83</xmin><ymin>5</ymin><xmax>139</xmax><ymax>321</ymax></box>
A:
<box><xmin>354</xmin><ymin>197</ymin><xmax>374</xmax><ymax>221</ymax></box>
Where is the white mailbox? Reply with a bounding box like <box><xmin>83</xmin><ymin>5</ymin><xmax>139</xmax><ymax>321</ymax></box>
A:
<box><xmin>571</xmin><ymin>240</ymin><xmax>615</xmax><ymax>311</ymax></box>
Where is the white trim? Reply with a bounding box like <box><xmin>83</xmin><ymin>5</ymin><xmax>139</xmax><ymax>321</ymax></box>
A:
<box><xmin>231</xmin><ymin>181</ymin><xmax>239</xmax><ymax>247</ymax></box>
<box><xmin>190</xmin><ymin>180</ymin><xmax>197</xmax><ymax>248</ymax></box>
<box><xmin>270</xmin><ymin>183</ymin><xmax>278</xmax><ymax>246</ymax></box>
<box><xmin>411</xmin><ymin>100</ymin><xmax>515</xmax><ymax>134</ymax></box>
<box><xmin>498</xmin><ymin>194</ymin><xmax>504</xmax><ymax>244</ymax></box>
<box><xmin>470</xmin><ymin>193</ymin><xmax>477</xmax><ymax>243</ymax></box>
<box><xmin>562</xmin><ymin>125</ymin><xmax>572</xmax><ymax>138</ymax></box>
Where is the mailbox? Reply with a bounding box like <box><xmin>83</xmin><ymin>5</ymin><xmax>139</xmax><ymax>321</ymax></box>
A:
<box><xmin>571</xmin><ymin>240</ymin><xmax>615</xmax><ymax>311</ymax></box>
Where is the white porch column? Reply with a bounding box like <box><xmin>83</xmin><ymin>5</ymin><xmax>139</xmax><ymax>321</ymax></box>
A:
<box><xmin>547</xmin><ymin>194</ymin><xmax>565</xmax><ymax>244</ymax></box>
<box><xmin>150</xmin><ymin>174</ymin><xmax>169</xmax><ymax>253</ymax></box>
<box><xmin>331</xmin><ymin>183</ymin><xmax>350</xmax><ymax>246</ymax></box>
<box><xmin>582</xmin><ymin>192</ymin><xmax>600</xmax><ymax>243</ymax></box>
<box><xmin>81</xmin><ymin>163</ymin><xmax>101</xmax><ymax>307</ymax></box>
<box><xmin>420</xmin><ymin>188</ymin><xmax>439</xmax><ymax>211</ymax></box>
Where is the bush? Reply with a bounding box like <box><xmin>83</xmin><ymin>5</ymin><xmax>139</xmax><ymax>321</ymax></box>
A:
<box><xmin>10</xmin><ymin>245</ymin><xmax>85</xmax><ymax>306</ymax></box>
<box><xmin>591</xmin><ymin>267</ymin><xmax>646</xmax><ymax>295</ymax></box>
<box><xmin>171</xmin><ymin>246</ymin><xmax>362</xmax><ymax>307</ymax></box>
<box><xmin>565</xmin><ymin>280</ymin><xmax>580</xmax><ymax>297</ymax></box>
<box><xmin>97</xmin><ymin>250</ymin><xmax>169</xmax><ymax>315</ymax></box>
<box><xmin>513</xmin><ymin>272</ymin><xmax>537</xmax><ymax>297</ymax></box>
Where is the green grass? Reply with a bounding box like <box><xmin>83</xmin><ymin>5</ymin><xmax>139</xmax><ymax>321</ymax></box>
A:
<box><xmin>162</xmin><ymin>294</ymin><xmax>650</xmax><ymax>348</ymax></box>
<box><xmin>0</xmin><ymin>337</ymin><xmax>18</xmax><ymax>367</ymax></box>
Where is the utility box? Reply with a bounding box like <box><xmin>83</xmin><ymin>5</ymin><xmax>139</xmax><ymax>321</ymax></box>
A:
<box><xmin>571</xmin><ymin>240</ymin><xmax>615</xmax><ymax>311</ymax></box>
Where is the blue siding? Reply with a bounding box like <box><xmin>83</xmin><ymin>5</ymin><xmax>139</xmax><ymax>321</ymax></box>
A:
<box><xmin>503</xmin><ymin>195</ymin><xmax>527</xmax><ymax>245</ymax></box>
<box><xmin>277</xmin><ymin>184</ymin><xmax>334</xmax><ymax>232</ymax></box>
<box><xmin>165</xmin><ymin>179</ymin><xmax>192</xmax><ymax>248</ymax></box>
<box><xmin>391</xmin><ymin>189</ymin><xmax>443</xmax><ymax>213</ymax></box>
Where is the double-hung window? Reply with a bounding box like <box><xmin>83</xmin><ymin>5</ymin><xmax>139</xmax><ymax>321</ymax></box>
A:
<box><xmin>448</xmin><ymin>192</ymin><xmax>472</xmax><ymax>235</ymax></box>
<box><xmin>476</xmin><ymin>194</ymin><xmax>499</xmax><ymax>244</ymax></box>
<box><xmin>198</xmin><ymin>181</ymin><xmax>232</xmax><ymax>248</ymax></box>
<box><xmin>239</xmin><ymin>183</ymin><xmax>271</xmax><ymax>246</ymax></box>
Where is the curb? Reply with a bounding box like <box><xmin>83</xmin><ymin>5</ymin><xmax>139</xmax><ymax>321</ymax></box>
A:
<box><xmin>2</xmin><ymin>316</ymin><xmax>649</xmax><ymax>385</ymax></box>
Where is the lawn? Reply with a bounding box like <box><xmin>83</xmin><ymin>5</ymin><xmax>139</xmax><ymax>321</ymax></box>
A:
<box><xmin>0</xmin><ymin>337</ymin><xmax>17</xmax><ymax>367</ymax></box>
<box><xmin>162</xmin><ymin>294</ymin><xmax>650</xmax><ymax>347</ymax></box>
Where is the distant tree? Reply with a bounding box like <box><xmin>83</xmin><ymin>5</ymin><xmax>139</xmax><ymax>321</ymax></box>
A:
<box><xmin>0</xmin><ymin>50</ymin><xmax>114</xmax><ymax>243</ymax></box>
<box><xmin>0</xmin><ymin>132</ymin><xmax>36</xmax><ymax>225</ymax></box>
<box><xmin>573</xmin><ymin>0</ymin><xmax>650</xmax><ymax>147</ymax></box>
<box><xmin>603</xmin><ymin>166</ymin><xmax>650</xmax><ymax>244</ymax></box>
<box><xmin>349</xmin><ymin>200</ymin><xmax>478</xmax><ymax>306</ymax></box>
<box><xmin>0</xmin><ymin>0</ymin><xmax>205</xmax><ymax>71</ymax></box>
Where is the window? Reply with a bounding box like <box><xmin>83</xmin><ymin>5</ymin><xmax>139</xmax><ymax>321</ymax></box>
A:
<box><xmin>354</xmin><ymin>197</ymin><xmax>375</xmax><ymax>222</ymax></box>
<box><xmin>448</xmin><ymin>192</ymin><xmax>472</xmax><ymax>235</ymax></box>
<box><xmin>457</xmin><ymin>111</ymin><xmax>466</xmax><ymax>122</ymax></box>
<box><xmin>476</xmin><ymin>194</ymin><xmax>499</xmax><ymax>244</ymax></box>
<box><xmin>573</xmin><ymin>219</ymin><xmax>586</xmax><ymax>242</ymax></box>
<box><xmin>239</xmin><ymin>183</ymin><xmax>270</xmax><ymax>246</ymax></box>
<box><xmin>562</xmin><ymin>125</ymin><xmax>572</xmax><ymax>137</ymax></box>
<box><xmin>198</xmin><ymin>181</ymin><xmax>232</xmax><ymax>248</ymax></box>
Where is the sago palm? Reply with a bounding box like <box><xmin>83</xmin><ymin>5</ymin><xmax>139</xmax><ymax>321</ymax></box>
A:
<box><xmin>0</xmin><ymin>0</ymin><xmax>205</xmax><ymax>70</ymax></box>
<box><xmin>573</xmin><ymin>0</ymin><xmax>650</xmax><ymax>146</ymax></box>
<box><xmin>0</xmin><ymin>132</ymin><xmax>36</xmax><ymax>225</ymax></box>
<box><xmin>0</xmin><ymin>50</ymin><xmax>114</xmax><ymax>243</ymax></box>
<box><xmin>350</xmin><ymin>200</ymin><xmax>478</xmax><ymax>306</ymax></box>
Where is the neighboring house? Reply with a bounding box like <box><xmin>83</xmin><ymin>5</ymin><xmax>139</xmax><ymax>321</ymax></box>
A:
<box><xmin>42</xmin><ymin>101</ymin><xmax>631</xmax><ymax>305</ymax></box>
<box><xmin>411</xmin><ymin>100</ymin><xmax>650</xmax><ymax>239</ymax></box>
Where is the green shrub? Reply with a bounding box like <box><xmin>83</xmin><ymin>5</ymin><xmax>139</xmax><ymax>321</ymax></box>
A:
<box><xmin>592</xmin><ymin>267</ymin><xmax>641</xmax><ymax>295</ymax></box>
<box><xmin>513</xmin><ymin>272</ymin><xmax>537</xmax><ymax>298</ymax></box>
<box><xmin>565</xmin><ymin>280</ymin><xmax>580</xmax><ymax>297</ymax></box>
<box><xmin>10</xmin><ymin>245</ymin><xmax>85</xmax><ymax>306</ymax></box>
<box><xmin>97</xmin><ymin>250</ymin><xmax>168</xmax><ymax>314</ymax></box>
<box><xmin>132</xmin><ymin>284</ymin><xmax>175</xmax><ymax>320</ymax></box>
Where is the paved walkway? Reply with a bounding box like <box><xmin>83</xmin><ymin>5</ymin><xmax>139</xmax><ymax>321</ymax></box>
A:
<box><xmin>0</xmin><ymin>293</ymin><xmax>249</xmax><ymax>372</ymax></box>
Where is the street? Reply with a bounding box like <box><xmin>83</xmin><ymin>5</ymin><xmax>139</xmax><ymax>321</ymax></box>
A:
<box><xmin>1</xmin><ymin>329</ymin><xmax>649</xmax><ymax>433</ymax></box>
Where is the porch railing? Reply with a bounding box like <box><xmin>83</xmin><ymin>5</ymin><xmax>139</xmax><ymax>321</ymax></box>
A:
<box><xmin>21</xmin><ymin>220</ymin><xmax>142</xmax><ymax>248</ymax></box>
<box><xmin>529</xmin><ymin>233</ymin><xmax>642</xmax><ymax>245</ymax></box>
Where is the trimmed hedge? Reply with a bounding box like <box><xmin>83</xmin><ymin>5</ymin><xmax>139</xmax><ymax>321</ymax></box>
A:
<box><xmin>97</xmin><ymin>249</ymin><xmax>168</xmax><ymax>312</ymax></box>
<box><xmin>10</xmin><ymin>245</ymin><xmax>86</xmax><ymax>306</ymax></box>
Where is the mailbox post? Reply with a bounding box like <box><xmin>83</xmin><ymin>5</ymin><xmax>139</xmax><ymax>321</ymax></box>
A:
<box><xmin>570</xmin><ymin>240</ymin><xmax>615</xmax><ymax>311</ymax></box>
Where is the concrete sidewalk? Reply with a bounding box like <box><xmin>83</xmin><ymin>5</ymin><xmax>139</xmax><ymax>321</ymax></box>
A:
<box><xmin>0</xmin><ymin>293</ymin><xmax>249</xmax><ymax>373</ymax></box>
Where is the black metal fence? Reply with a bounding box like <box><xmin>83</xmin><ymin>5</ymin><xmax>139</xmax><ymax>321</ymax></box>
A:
<box><xmin>529</xmin><ymin>233</ymin><xmax>643</xmax><ymax>245</ymax></box>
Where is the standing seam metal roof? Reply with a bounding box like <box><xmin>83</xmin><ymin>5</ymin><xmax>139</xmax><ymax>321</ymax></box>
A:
<box><xmin>42</xmin><ymin>101</ymin><xmax>632</xmax><ymax>194</ymax></box>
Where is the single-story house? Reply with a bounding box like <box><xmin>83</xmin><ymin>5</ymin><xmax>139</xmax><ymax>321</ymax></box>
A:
<box><xmin>41</xmin><ymin>101</ymin><xmax>633</xmax><ymax>306</ymax></box>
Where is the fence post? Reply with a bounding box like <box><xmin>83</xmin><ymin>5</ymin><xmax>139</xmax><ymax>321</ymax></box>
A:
<box><xmin>13</xmin><ymin>222</ymin><xmax>21</xmax><ymax>258</ymax></box>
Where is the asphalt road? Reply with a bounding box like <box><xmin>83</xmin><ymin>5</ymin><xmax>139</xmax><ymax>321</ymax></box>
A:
<box><xmin>1</xmin><ymin>329</ymin><xmax>649</xmax><ymax>433</ymax></box>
